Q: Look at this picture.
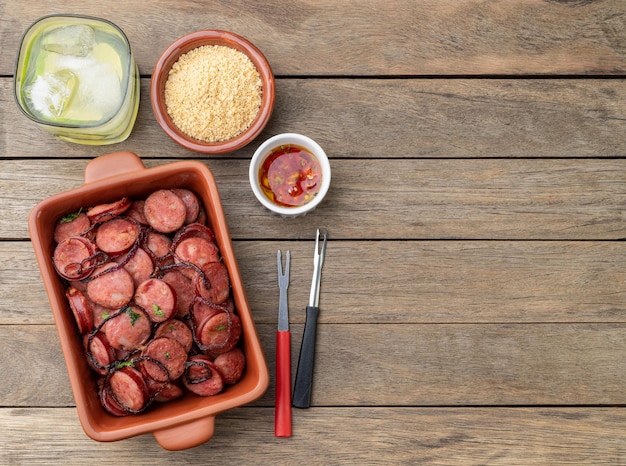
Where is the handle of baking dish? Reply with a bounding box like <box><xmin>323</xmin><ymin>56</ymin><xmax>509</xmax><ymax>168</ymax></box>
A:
<box><xmin>152</xmin><ymin>416</ymin><xmax>215</xmax><ymax>451</ymax></box>
<box><xmin>84</xmin><ymin>151</ymin><xmax>146</xmax><ymax>184</ymax></box>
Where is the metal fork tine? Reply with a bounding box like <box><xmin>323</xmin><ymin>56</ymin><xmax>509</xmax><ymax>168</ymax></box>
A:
<box><xmin>277</xmin><ymin>250</ymin><xmax>290</xmax><ymax>332</ymax></box>
<box><xmin>317</xmin><ymin>230</ymin><xmax>327</xmax><ymax>268</ymax></box>
<box><xmin>277</xmin><ymin>250</ymin><xmax>290</xmax><ymax>285</ymax></box>
<box><xmin>309</xmin><ymin>229</ymin><xmax>327</xmax><ymax>308</ymax></box>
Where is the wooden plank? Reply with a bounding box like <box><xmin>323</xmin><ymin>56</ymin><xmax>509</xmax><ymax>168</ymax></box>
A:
<box><xmin>5</xmin><ymin>240</ymin><xmax>626</xmax><ymax>326</ymax></box>
<box><xmin>3</xmin><ymin>78</ymin><xmax>626</xmax><ymax>158</ymax></box>
<box><xmin>2</xmin><ymin>0</ymin><xmax>626</xmax><ymax>76</ymax></box>
<box><xmin>238</xmin><ymin>240</ymin><xmax>626</xmax><ymax>325</ymax></box>
<box><xmin>3</xmin><ymin>323</ymin><xmax>626</xmax><ymax>407</ymax></box>
<box><xmin>2</xmin><ymin>407</ymin><xmax>626</xmax><ymax>463</ymax></box>
<box><xmin>0</xmin><ymin>325</ymin><xmax>71</xmax><ymax>406</ymax></box>
<box><xmin>315</xmin><ymin>323</ymin><xmax>626</xmax><ymax>406</ymax></box>
<box><xmin>0</xmin><ymin>242</ymin><xmax>51</xmax><ymax>324</ymax></box>
<box><xmin>3</xmin><ymin>158</ymin><xmax>626</xmax><ymax>240</ymax></box>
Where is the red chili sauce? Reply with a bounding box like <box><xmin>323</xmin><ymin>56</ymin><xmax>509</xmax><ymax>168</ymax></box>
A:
<box><xmin>259</xmin><ymin>144</ymin><xmax>322</xmax><ymax>207</ymax></box>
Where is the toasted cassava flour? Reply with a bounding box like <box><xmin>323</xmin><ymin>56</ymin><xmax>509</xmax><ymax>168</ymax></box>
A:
<box><xmin>164</xmin><ymin>45</ymin><xmax>262</xmax><ymax>142</ymax></box>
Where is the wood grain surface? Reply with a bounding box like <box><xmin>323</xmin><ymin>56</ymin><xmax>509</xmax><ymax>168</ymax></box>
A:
<box><xmin>3</xmin><ymin>79</ymin><xmax>626</xmax><ymax>158</ymax></box>
<box><xmin>3</xmin><ymin>408</ymin><xmax>625</xmax><ymax>464</ymax></box>
<box><xmin>1</xmin><ymin>0</ymin><xmax>626</xmax><ymax>76</ymax></box>
<box><xmin>2</xmin><ymin>0</ymin><xmax>626</xmax><ymax>463</ymax></box>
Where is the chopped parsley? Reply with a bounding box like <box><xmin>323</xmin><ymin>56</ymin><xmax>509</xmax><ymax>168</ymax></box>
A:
<box><xmin>116</xmin><ymin>359</ymin><xmax>135</xmax><ymax>369</ymax></box>
<box><xmin>125</xmin><ymin>307</ymin><xmax>141</xmax><ymax>326</ymax></box>
<box><xmin>60</xmin><ymin>208</ymin><xmax>82</xmax><ymax>223</ymax></box>
<box><xmin>152</xmin><ymin>304</ymin><xmax>165</xmax><ymax>317</ymax></box>
<box><xmin>165</xmin><ymin>351</ymin><xmax>171</xmax><ymax>359</ymax></box>
<box><xmin>216</xmin><ymin>324</ymin><xmax>227</xmax><ymax>331</ymax></box>
<box><xmin>101</xmin><ymin>311</ymin><xmax>110</xmax><ymax>320</ymax></box>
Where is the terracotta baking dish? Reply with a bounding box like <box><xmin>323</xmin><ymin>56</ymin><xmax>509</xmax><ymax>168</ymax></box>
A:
<box><xmin>28</xmin><ymin>151</ymin><xmax>269</xmax><ymax>450</ymax></box>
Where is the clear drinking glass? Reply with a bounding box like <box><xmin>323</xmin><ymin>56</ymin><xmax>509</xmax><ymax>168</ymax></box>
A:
<box><xmin>14</xmin><ymin>15</ymin><xmax>140</xmax><ymax>145</ymax></box>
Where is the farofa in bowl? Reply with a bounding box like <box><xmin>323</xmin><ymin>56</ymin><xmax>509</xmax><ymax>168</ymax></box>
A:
<box><xmin>165</xmin><ymin>44</ymin><xmax>262</xmax><ymax>143</ymax></box>
<box><xmin>151</xmin><ymin>30</ymin><xmax>275</xmax><ymax>154</ymax></box>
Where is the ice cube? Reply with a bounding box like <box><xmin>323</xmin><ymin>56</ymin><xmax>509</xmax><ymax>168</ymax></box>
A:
<box><xmin>42</xmin><ymin>25</ymin><xmax>95</xmax><ymax>57</ymax></box>
<box><xmin>77</xmin><ymin>61</ymin><xmax>122</xmax><ymax>120</ymax></box>
<box><xmin>24</xmin><ymin>69</ymin><xmax>78</xmax><ymax>119</ymax></box>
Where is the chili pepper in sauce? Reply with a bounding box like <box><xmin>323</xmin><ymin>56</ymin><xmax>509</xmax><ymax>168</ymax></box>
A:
<box><xmin>259</xmin><ymin>144</ymin><xmax>322</xmax><ymax>207</ymax></box>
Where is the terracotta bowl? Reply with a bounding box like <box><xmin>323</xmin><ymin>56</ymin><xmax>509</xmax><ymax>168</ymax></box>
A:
<box><xmin>150</xmin><ymin>30</ymin><xmax>275</xmax><ymax>154</ymax></box>
<box><xmin>28</xmin><ymin>151</ymin><xmax>269</xmax><ymax>450</ymax></box>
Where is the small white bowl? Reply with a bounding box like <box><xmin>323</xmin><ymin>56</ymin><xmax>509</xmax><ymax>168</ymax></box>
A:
<box><xmin>249</xmin><ymin>133</ymin><xmax>331</xmax><ymax>217</ymax></box>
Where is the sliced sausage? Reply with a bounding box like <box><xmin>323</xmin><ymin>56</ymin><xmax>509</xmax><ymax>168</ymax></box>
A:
<box><xmin>52</xmin><ymin>188</ymin><xmax>250</xmax><ymax>414</ymax></box>
<box><xmin>115</xmin><ymin>348</ymin><xmax>132</xmax><ymax>362</ymax></box>
<box><xmin>172</xmin><ymin>222</ymin><xmax>216</xmax><ymax>249</ymax></box>
<box><xmin>145</xmin><ymin>377</ymin><xmax>184</xmax><ymax>402</ymax></box>
<box><xmin>117</xmin><ymin>247</ymin><xmax>154</xmax><ymax>288</ymax></box>
<box><xmin>95</xmin><ymin>218</ymin><xmax>140</xmax><ymax>257</ymax></box>
<box><xmin>196</xmin><ymin>208</ymin><xmax>207</xmax><ymax>225</ymax></box>
<box><xmin>154</xmin><ymin>319</ymin><xmax>193</xmax><ymax>353</ymax></box>
<box><xmin>213</xmin><ymin>348</ymin><xmax>245</xmax><ymax>384</ymax></box>
<box><xmin>125</xmin><ymin>200</ymin><xmax>148</xmax><ymax>225</ymax></box>
<box><xmin>134</xmin><ymin>278</ymin><xmax>176</xmax><ymax>323</ymax></box>
<box><xmin>86</xmin><ymin>197</ymin><xmax>130</xmax><ymax>223</ymax></box>
<box><xmin>84</xmin><ymin>331</ymin><xmax>116</xmax><ymax>375</ymax></box>
<box><xmin>54</xmin><ymin>212</ymin><xmax>91</xmax><ymax>243</ymax></box>
<box><xmin>66</xmin><ymin>286</ymin><xmax>94</xmax><ymax>334</ymax></box>
<box><xmin>221</xmin><ymin>296</ymin><xmax>235</xmax><ymax>314</ymax></box>
<box><xmin>183</xmin><ymin>355</ymin><xmax>224</xmax><ymax>396</ymax></box>
<box><xmin>53</xmin><ymin>236</ymin><xmax>97</xmax><ymax>281</ymax></box>
<box><xmin>145</xmin><ymin>231</ymin><xmax>173</xmax><ymax>262</ymax></box>
<box><xmin>100</xmin><ymin>383</ymin><xmax>130</xmax><ymax>417</ymax></box>
<box><xmin>174</xmin><ymin>237</ymin><xmax>220</xmax><ymax>279</ymax></box>
<box><xmin>141</xmin><ymin>337</ymin><xmax>188</xmax><ymax>382</ymax></box>
<box><xmin>108</xmin><ymin>366</ymin><xmax>149</xmax><ymax>412</ymax></box>
<box><xmin>104</xmin><ymin>305</ymin><xmax>151</xmax><ymax>351</ymax></box>
<box><xmin>172</xmin><ymin>188</ymin><xmax>200</xmax><ymax>224</ymax></box>
<box><xmin>68</xmin><ymin>279</ymin><xmax>88</xmax><ymax>293</ymax></box>
<box><xmin>196</xmin><ymin>311</ymin><xmax>241</xmax><ymax>356</ymax></box>
<box><xmin>144</xmin><ymin>189</ymin><xmax>187</xmax><ymax>233</ymax></box>
<box><xmin>86</xmin><ymin>263</ymin><xmax>135</xmax><ymax>309</ymax></box>
<box><xmin>194</xmin><ymin>261</ymin><xmax>230</xmax><ymax>304</ymax></box>
<box><xmin>191</xmin><ymin>300</ymin><xmax>226</xmax><ymax>328</ymax></box>
<box><xmin>91</xmin><ymin>302</ymin><xmax>114</xmax><ymax>329</ymax></box>
<box><xmin>161</xmin><ymin>269</ymin><xmax>195</xmax><ymax>318</ymax></box>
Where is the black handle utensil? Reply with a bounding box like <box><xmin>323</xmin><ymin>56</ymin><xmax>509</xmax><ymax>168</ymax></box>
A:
<box><xmin>292</xmin><ymin>229</ymin><xmax>327</xmax><ymax>408</ymax></box>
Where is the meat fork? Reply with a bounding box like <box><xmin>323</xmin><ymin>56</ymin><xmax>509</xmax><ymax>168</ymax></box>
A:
<box><xmin>293</xmin><ymin>229</ymin><xmax>327</xmax><ymax>408</ymax></box>
<box><xmin>275</xmin><ymin>249</ymin><xmax>291</xmax><ymax>437</ymax></box>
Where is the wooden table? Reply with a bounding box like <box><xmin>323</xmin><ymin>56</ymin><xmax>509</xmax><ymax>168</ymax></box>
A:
<box><xmin>2</xmin><ymin>1</ymin><xmax>626</xmax><ymax>463</ymax></box>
